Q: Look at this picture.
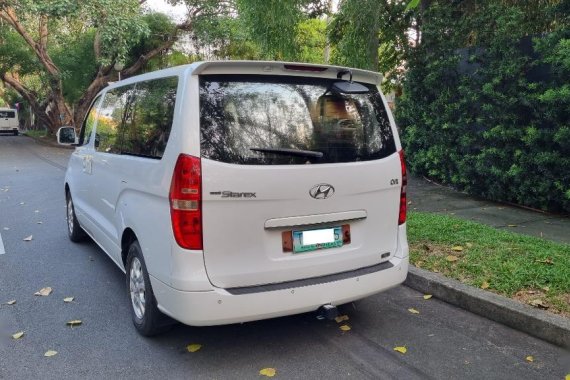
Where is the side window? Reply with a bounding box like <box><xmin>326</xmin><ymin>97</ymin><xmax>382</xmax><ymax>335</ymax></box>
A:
<box><xmin>96</xmin><ymin>85</ymin><xmax>136</xmax><ymax>154</ymax></box>
<box><xmin>80</xmin><ymin>96</ymin><xmax>102</xmax><ymax>146</ymax></box>
<box><xmin>121</xmin><ymin>77</ymin><xmax>178</xmax><ymax>159</ymax></box>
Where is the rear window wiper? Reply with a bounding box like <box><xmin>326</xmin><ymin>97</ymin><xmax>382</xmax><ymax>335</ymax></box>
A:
<box><xmin>250</xmin><ymin>147</ymin><xmax>324</xmax><ymax>159</ymax></box>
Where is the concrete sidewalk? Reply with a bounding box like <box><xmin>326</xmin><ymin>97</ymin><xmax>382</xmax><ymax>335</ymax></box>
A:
<box><xmin>407</xmin><ymin>176</ymin><xmax>570</xmax><ymax>245</ymax></box>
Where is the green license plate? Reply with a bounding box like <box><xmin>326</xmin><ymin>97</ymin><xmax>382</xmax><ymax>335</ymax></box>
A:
<box><xmin>292</xmin><ymin>227</ymin><xmax>343</xmax><ymax>253</ymax></box>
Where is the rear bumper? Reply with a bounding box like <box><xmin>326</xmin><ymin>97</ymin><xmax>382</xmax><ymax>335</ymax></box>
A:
<box><xmin>150</xmin><ymin>255</ymin><xmax>408</xmax><ymax>326</ymax></box>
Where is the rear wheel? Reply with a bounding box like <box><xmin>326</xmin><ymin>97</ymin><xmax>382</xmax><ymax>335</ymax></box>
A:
<box><xmin>66</xmin><ymin>193</ymin><xmax>86</xmax><ymax>242</ymax></box>
<box><xmin>126</xmin><ymin>240</ymin><xmax>171</xmax><ymax>336</ymax></box>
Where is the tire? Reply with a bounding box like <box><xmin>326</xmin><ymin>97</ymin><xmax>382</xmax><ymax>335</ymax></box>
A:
<box><xmin>66</xmin><ymin>193</ymin><xmax>87</xmax><ymax>242</ymax></box>
<box><xmin>126</xmin><ymin>240</ymin><xmax>171</xmax><ymax>336</ymax></box>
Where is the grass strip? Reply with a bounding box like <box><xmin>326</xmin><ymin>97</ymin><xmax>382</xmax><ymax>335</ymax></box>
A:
<box><xmin>407</xmin><ymin>212</ymin><xmax>570</xmax><ymax>316</ymax></box>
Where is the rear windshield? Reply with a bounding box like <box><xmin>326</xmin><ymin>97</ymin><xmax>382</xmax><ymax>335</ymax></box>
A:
<box><xmin>199</xmin><ymin>75</ymin><xmax>395</xmax><ymax>165</ymax></box>
<box><xmin>0</xmin><ymin>111</ymin><xmax>16</xmax><ymax>118</ymax></box>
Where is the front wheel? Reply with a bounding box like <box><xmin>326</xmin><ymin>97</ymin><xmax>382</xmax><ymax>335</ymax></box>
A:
<box><xmin>126</xmin><ymin>240</ymin><xmax>171</xmax><ymax>336</ymax></box>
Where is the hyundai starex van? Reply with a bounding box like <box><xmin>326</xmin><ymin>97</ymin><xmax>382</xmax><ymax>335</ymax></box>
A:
<box><xmin>61</xmin><ymin>61</ymin><xmax>409</xmax><ymax>336</ymax></box>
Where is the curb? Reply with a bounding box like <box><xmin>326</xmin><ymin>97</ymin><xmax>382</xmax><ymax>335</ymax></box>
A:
<box><xmin>404</xmin><ymin>266</ymin><xmax>570</xmax><ymax>347</ymax></box>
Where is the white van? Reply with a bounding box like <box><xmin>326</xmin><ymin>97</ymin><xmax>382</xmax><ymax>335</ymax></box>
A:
<box><xmin>60</xmin><ymin>61</ymin><xmax>409</xmax><ymax>336</ymax></box>
<box><xmin>0</xmin><ymin>108</ymin><xmax>19</xmax><ymax>135</ymax></box>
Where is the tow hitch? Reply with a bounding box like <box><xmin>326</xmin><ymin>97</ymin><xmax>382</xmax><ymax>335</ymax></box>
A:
<box><xmin>317</xmin><ymin>304</ymin><xmax>339</xmax><ymax>320</ymax></box>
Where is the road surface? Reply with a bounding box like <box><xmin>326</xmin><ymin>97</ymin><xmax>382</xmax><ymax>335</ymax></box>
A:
<box><xmin>0</xmin><ymin>135</ymin><xmax>568</xmax><ymax>379</ymax></box>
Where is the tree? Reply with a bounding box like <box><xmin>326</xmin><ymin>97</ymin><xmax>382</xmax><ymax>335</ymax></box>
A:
<box><xmin>0</xmin><ymin>0</ymin><xmax>190</xmax><ymax>133</ymax></box>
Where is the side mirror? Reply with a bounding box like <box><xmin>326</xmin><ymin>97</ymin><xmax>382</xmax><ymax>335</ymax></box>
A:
<box><xmin>57</xmin><ymin>126</ymin><xmax>77</xmax><ymax>145</ymax></box>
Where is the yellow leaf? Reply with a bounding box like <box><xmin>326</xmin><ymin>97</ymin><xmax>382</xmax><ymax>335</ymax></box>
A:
<box><xmin>66</xmin><ymin>320</ymin><xmax>82</xmax><ymax>327</ymax></box>
<box><xmin>339</xmin><ymin>325</ymin><xmax>351</xmax><ymax>332</ymax></box>
<box><xmin>334</xmin><ymin>315</ymin><xmax>349</xmax><ymax>323</ymax></box>
<box><xmin>34</xmin><ymin>287</ymin><xmax>53</xmax><ymax>296</ymax></box>
<box><xmin>393</xmin><ymin>346</ymin><xmax>407</xmax><ymax>354</ymax></box>
<box><xmin>507</xmin><ymin>224</ymin><xmax>517</xmax><ymax>227</ymax></box>
<box><xmin>23</xmin><ymin>235</ymin><xmax>33</xmax><ymax>241</ymax></box>
<box><xmin>44</xmin><ymin>350</ymin><xmax>58</xmax><ymax>357</ymax></box>
<box><xmin>408</xmin><ymin>308</ymin><xmax>420</xmax><ymax>314</ymax></box>
<box><xmin>542</xmin><ymin>286</ymin><xmax>550</xmax><ymax>292</ymax></box>
<box><xmin>446</xmin><ymin>255</ymin><xmax>459</xmax><ymax>262</ymax></box>
<box><xmin>481</xmin><ymin>281</ymin><xmax>490</xmax><ymax>289</ymax></box>
<box><xmin>186</xmin><ymin>344</ymin><xmax>202</xmax><ymax>353</ymax></box>
<box><xmin>465</xmin><ymin>243</ymin><xmax>473</xmax><ymax>248</ymax></box>
<box><xmin>451</xmin><ymin>246</ymin><xmax>463</xmax><ymax>252</ymax></box>
<box><xmin>565</xmin><ymin>374</ymin><xmax>570</xmax><ymax>380</ymax></box>
<box><xmin>525</xmin><ymin>355</ymin><xmax>533</xmax><ymax>362</ymax></box>
<box><xmin>423</xmin><ymin>294</ymin><xmax>432</xmax><ymax>300</ymax></box>
<box><xmin>12</xmin><ymin>331</ymin><xmax>24</xmax><ymax>340</ymax></box>
<box><xmin>63</xmin><ymin>297</ymin><xmax>74</xmax><ymax>303</ymax></box>
<box><xmin>259</xmin><ymin>368</ymin><xmax>276</xmax><ymax>377</ymax></box>
<box><xmin>6</xmin><ymin>300</ymin><xmax>16</xmax><ymax>305</ymax></box>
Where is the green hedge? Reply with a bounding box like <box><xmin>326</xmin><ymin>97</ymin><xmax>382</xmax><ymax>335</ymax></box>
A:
<box><xmin>396</xmin><ymin>1</ymin><xmax>570</xmax><ymax>212</ymax></box>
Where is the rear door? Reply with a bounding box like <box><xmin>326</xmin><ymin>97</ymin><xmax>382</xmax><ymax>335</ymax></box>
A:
<box><xmin>199</xmin><ymin>75</ymin><xmax>401</xmax><ymax>288</ymax></box>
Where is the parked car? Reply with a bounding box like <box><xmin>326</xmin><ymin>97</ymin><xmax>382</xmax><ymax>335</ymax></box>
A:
<box><xmin>0</xmin><ymin>108</ymin><xmax>19</xmax><ymax>135</ymax></box>
<box><xmin>59</xmin><ymin>61</ymin><xmax>409</xmax><ymax>336</ymax></box>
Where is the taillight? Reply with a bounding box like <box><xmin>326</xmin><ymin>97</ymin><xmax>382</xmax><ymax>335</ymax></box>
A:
<box><xmin>398</xmin><ymin>150</ymin><xmax>407</xmax><ymax>225</ymax></box>
<box><xmin>169</xmin><ymin>154</ymin><xmax>202</xmax><ymax>250</ymax></box>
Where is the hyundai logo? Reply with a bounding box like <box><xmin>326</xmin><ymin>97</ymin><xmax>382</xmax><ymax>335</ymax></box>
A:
<box><xmin>309</xmin><ymin>184</ymin><xmax>335</xmax><ymax>199</ymax></box>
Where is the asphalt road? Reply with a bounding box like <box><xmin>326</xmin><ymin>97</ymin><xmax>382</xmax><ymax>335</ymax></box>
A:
<box><xmin>0</xmin><ymin>135</ymin><xmax>568</xmax><ymax>380</ymax></box>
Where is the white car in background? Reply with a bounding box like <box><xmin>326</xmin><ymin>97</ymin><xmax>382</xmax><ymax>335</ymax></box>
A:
<box><xmin>0</xmin><ymin>108</ymin><xmax>19</xmax><ymax>135</ymax></box>
<box><xmin>59</xmin><ymin>61</ymin><xmax>409</xmax><ymax>336</ymax></box>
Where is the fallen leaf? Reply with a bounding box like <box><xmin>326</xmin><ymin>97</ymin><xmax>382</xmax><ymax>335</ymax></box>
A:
<box><xmin>507</xmin><ymin>224</ymin><xmax>518</xmax><ymax>227</ymax></box>
<box><xmin>536</xmin><ymin>258</ymin><xmax>553</xmax><ymax>265</ymax></box>
<box><xmin>66</xmin><ymin>320</ymin><xmax>82</xmax><ymax>327</ymax></box>
<box><xmin>339</xmin><ymin>325</ymin><xmax>351</xmax><ymax>332</ymax></box>
<box><xmin>542</xmin><ymin>286</ymin><xmax>550</xmax><ymax>292</ymax></box>
<box><xmin>12</xmin><ymin>331</ymin><xmax>24</xmax><ymax>340</ymax></box>
<box><xmin>446</xmin><ymin>255</ymin><xmax>459</xmax><ymax>262</ymax></box>
<box><xmin>465</xmin><ymin>242</ymin><xmax>473</xmax><ymax>248</ymax></box>
<box><xmin>407</xmin><ymin>201</ymin><xmax>412</xmax><ymax>205</ymax></box>
<box><xmin>34</xmin><ymin>287</ymin><xmax>52</xmax><ymax>296</ymax></box>
<box><xmin>335</xmin><ymin>315</ymin><xmax>349</xmax><ymax>323</ymax></box>
<box><xmin>423</xmin><ymin>294</ymin><xmax>432</xmax><ymax>300</ymax></box>
<box><xmin>529</xmin><ymin>299</ymin><xmax>548</xmax><ymax>309</ymax></box>
<box><xmin>63</xmin><ymin>297</ymin><xmax>74</xmax><ymax>303</ymax></box>
<box><xmin>451</xmin><ymin>246</ymin><xmax>463</xmax><ymax>252</ymax></box>
<box><xmin>19</xmin><ymin>202</ymin><xmax>25</xmax><ymax>205</ymax></box>
<box><xmin>37</xmin><ymin>221</ymin><xmax>43</xmax><ymax>224</ymax></box>
<box><xmin>565</xmin><ymin>374</ymin><xmax>570</xmax><ymax>380</ymax></box>
<box><xmin>259</xmin><ymin>368</ymin><xmax>276</xmax><ymax>377</ymax></box>
<box><xmin>6</xmin><ymin>300</ymin><xmax>16</xmax><ymax>305</ymax></box>
<box><xmin>393</xmin><ymin>346</ymin><xmax>407</xmax><ymax>354</ymax></box>
<box><xmin>525</xmin><ymin>355</ymin><xmax>534</xmax><ymax>362</ymax></box>
<box><xmin>23</xmin><ymin>235</ymin><xmax>33</xmax><ymax>241</ymax></box>
<box><xmin>44</xmin><ymin>350</ymin><xmax>58</xmax><ymax>357</ymax></box>
<box><xmin>34</xmin><ymin>210</ymin><xmax>39</xmax><ymax>213</ymax></box>
<box><xmin>408</xmin><ymin>308</ymin><xmax>420</xmax><ymax>314</ymax></box>
<box><xmin>481</xmin><ymin>281</ymin><xmax>490</xmax><ymax>290</ymax></box>
<box><xmin>2</xmin><ymin>227</ymin><xmax>9</xmax><ymax>231</ymax></box>
<box><xmin>186</xmin><ymin>344</ymin><xmax>202</xmax><ymax>353</ymax></box>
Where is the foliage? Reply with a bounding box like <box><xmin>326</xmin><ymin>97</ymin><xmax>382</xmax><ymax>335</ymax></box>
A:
<box><xmin>329</xmin><ymin>0</ymin><xmax>411</xmax><ymax>89</ymax></box>
<box><xmin>397</xmin><ymin>0</ymin><xmax>570</xmax><ymax>212</ymax></box>
<box><xmin>295</xmin><ymin>18</ymin><xmax>327</xmax><ymax>63</ymax></box>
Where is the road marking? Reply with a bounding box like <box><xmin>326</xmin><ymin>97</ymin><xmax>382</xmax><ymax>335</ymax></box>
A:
<box><xmin>0</xmin><ymin>232</ymin><xmax>5</xmax><ymax>255</ymax></box>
